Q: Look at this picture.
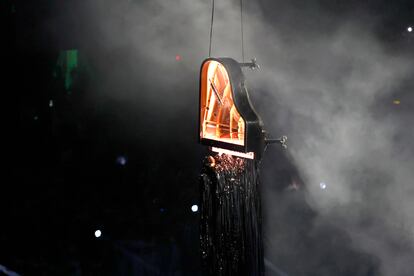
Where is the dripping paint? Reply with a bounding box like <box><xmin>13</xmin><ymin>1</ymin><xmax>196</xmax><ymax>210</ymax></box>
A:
<box><xmin>200</xmin><ymin>153</ymin><xmax>264</xmax><ymax>276</ymax></box>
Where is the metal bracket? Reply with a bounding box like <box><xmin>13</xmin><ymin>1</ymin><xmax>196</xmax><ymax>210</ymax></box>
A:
<box><xmin>239</xmin><ymin>58</ymin><xmax>260</xmax><ymax>70</ymax></box>
<box><xmin>265</xmin><ymin>136</ymin><xmax>288</xmax><ymax>149</ymax></box>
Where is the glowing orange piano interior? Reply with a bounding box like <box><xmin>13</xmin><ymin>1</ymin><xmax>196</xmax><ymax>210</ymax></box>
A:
<box><xmin>200</xmin><ymin>60</ymin><xmax>245</xmax><ymax>146</ymax></box>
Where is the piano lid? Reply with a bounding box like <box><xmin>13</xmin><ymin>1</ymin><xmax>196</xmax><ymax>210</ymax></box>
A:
<box><xmin>199</xmin><ymin>57</ymin><xmax>266</xmax><ymax>160</ymax></box>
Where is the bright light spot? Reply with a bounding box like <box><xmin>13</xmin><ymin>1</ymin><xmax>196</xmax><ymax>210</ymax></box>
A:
<box><xmin>116</xmin><ymin>156</ymin><xmax>127</xmax><ymax>166</ymax></box>
<box><xmin>94</xmin><ymin>230</ymin><xmax>102</xmax><ymax>238</ymax></box>
<box><xmin>320</xmin><ymin>182</ymin><xmax>327</xmax><ymax>190</ymax></box>
<box><xmin>49</xmin><ymin>100</ymin><xmax>54</xmax><ymax>107</ymax></box>
<box><xmin>408</xmin><ymin>26</ymin><xmax>413</xmax><ymax>32</ymax></box>
<box><xmin>191</xmin><ymin>204</ymin><xmax>199</xmax><ymax>212</ymax></box>
<box><xmin>211</xmin><ymin>147</ymin><xmax>254</xmax><ymax>159</ymax></box>
<box><xmin>175</xmin><ymin>55</ymin><xmax>181</xmax><ymax>61</ymax></box>
<box><xmin>34</xmin><ymin>116</ymin><xmax>38</xmax><ymax>120</ymax></box>
<box><xmin>393</xmin><ymin>99</ymin><xmax>401</xmax><ymax>105</ymax></box>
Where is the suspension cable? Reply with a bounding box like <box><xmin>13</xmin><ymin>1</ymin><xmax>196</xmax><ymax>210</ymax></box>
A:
<box><xmin>209</xmin><ymin>0</ymin><xmax>215</xmax><ymax>57</ymax></box>
<box><xmin>240</xmin><ymin>0</ymin><xmax>245</xmax><ymax>62</ymax></box>
<box><xmin>209</xmin><ymin>0</ymin><xmax>246</xmax><ymax>61</ymax></box>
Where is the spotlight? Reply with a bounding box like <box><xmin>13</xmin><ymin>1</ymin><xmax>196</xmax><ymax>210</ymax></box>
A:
<box><xmin>191</xmin><ymin>204</ymin><xmax>199</xmax><ymax>212</ymax></box>
<box><xmin>320</xmin><ymin>182</ymin><xmax>327</xmax><ymax>190</ymax></box>
<box><xmin>33</xmin><ymin>116</ymin><xmax>38</xmax><ymax>121</ymax></box>
<box><xmin>49</xmin><ymin>100</ymin><xmax>54</xmax><ymax>107</ymax></box>
<box><xmin>408</xmin><ymin>26</ymin><xmax>413</xmax><ymax>33</ymax></box>
<box><xmin>116</xmin><ymin>156</ymin><xmax>127</xmax><ymax>166</ymax></box>
<box><xmin>94</xmin><ymin>230</ymin><xmax>102</xmax><ymax>238</ymax></box>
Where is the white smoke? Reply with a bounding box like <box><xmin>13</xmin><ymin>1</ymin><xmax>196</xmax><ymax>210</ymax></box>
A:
<box><xmin>64</xmin><ymin>0</ymin><xmax>414</xmax><ymax>274</ymax></box>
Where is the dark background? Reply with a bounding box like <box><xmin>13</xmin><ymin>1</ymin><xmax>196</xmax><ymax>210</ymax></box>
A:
<box><xmin>4</xmin><ymin>0</ymin><xmax>414</xmax><ymax>275</ymax></box>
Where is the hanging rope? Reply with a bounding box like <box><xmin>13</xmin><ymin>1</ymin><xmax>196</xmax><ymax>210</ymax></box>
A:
<box><xmin>240</xmin><ymin>0</ymin><xmax>245</xmax><ymax>62</ymax></box>
<box><xmin>209</xmin><ymin>0</ymin><xmax>215</xmax><ymax>57</ymax></box>
<box><xmin>209</xmin><ymin>0</ymin><xmax>246</xmax><ymax>61</ymax></box>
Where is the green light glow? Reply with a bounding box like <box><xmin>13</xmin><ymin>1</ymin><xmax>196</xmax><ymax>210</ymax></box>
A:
<box><xmin>55</xmin><ymin>49</ymin><xmax>79</xmax><ymax>93</ymax></box>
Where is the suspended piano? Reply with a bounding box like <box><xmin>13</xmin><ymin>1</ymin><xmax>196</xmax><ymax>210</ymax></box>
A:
<box><xmin>198</xmin><ymin>57</ymin><xmax>269</xmax><ymax>160</ymax></box>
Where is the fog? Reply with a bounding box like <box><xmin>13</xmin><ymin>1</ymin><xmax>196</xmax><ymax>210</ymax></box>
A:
<box><xmin>55</xmin><ymin>0</ymin><xmax>414</xmax><ymax>275</ymax></box>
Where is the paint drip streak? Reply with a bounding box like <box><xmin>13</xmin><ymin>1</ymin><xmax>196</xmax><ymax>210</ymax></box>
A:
<box><xmin>200</xmin><ymin>154</ymin><xmax>264</xmax><ymax>276</ymax></box>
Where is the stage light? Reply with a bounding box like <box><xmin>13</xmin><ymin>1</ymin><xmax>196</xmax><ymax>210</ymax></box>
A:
<box><xmin>116</xmin><ymin>156</ymin><xmax>127</xmax><ymax>166</ymax></box>
<box><xmin>94</xmin><ymin>230</ymin><xmax>102</xmax><ymax>238</ymax></box>
<box><xmin>191</xmin><ymin>204</ymin><xmax>199</xmax><ymax>212</ymax></box>
<box><xmin>34</xmin><ymin>116</ymin><xmax>38</xmax><ymax>121</ymax></box>
<box><xmin>320</xmin><ymin>182</ymin><xmax>327</xmax><ymax>190</ymax></box>
<box><xmin>393</xmin><ymin>99</ymin><xmax>401</xmax><ymax>105</ymax></box>
<box><xmin>408</xmin><ymin>26</ymin><xmax>413</xmax><ymax>32</ymax></box>
<box><xmin>49</xmin><ymin>100</ymin><xmax>54</xmax><ymax>107</ymax></box>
